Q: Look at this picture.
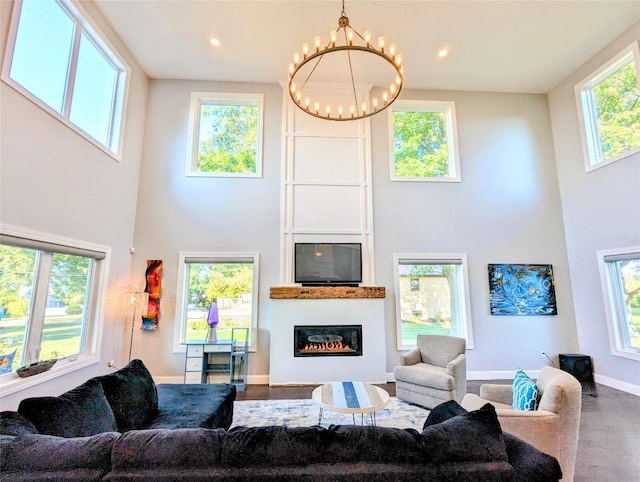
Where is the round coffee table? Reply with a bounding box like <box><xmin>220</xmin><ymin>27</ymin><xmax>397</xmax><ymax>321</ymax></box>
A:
<box><xmin>311</xmin><ymin>381</ymin><xmax>390</xmax><ymax>425</ymax></box>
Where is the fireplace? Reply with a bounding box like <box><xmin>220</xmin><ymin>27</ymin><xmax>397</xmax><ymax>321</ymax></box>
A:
<box><xmin>294</xmin><ymin>325</ymin><xmax>362</xmax><ymax>357</ymax></box>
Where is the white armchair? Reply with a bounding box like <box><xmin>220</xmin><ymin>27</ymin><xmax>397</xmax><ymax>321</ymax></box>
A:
<box><xmin>393</xmin><ymin>335</ymin><xmax>466</xmax><ymax>409</ymax></box>
<box><xmin>461</xmin><ymin>366</ymin><xmax>582</xmax><ymax>481</ymax></box>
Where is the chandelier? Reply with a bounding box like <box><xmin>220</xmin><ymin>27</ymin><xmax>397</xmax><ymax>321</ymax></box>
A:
<box><xmin>287</xmin><ymin>1</ymin><xmax>404</xmax><ymax>121</ymax></box>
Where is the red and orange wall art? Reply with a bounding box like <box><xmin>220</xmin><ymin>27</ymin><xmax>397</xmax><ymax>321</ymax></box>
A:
<box><xmin>142</xmin><ymin>260</ymin><xmax>163</xmax><ymax>331</ymax></box>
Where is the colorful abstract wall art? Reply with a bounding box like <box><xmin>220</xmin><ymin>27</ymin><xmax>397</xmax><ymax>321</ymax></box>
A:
<box><xmin>488</xmin><ymin>264</ymin><xmax>557</xmax><ymax>316</ymax></box>
<box><xmin>142</xmin><ymin>260</ymin><xmax>163</xmax><ymax>331</ymax></box>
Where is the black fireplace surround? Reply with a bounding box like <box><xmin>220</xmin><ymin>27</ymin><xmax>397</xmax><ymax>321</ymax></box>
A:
<box><xmin>294</xmin><ymin>325</ymin><xmax>363</xmax><ymax>357</ymax></box>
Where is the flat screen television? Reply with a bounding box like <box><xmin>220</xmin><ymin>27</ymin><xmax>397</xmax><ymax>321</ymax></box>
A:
<box><xmin>294</xmin><ymin>243</ymin><xmax>362</xmax><ymax>286</ymax></box>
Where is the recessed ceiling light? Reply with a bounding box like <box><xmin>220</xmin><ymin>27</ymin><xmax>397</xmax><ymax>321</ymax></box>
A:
<box><xmin>438</xmin><ymin>48</ymin><xmax>448</xmax><ymax>58</ymax></box>
<box><xmin>210</xmin><ymin>37</ymin><xmax>221</xmax><ymax>47</ymax></box>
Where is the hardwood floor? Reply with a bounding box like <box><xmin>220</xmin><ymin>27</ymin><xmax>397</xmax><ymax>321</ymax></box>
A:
<box><xmin>235</xmin><ymin>381</ymin><xmax>640</xmax><ymax>482</ymax></box>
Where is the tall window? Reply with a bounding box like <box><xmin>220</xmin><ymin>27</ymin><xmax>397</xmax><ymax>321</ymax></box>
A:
<box><xmin>0</xmin><ymin>228</ymin><xmax>108</xmax><ymax>377</ymax></box>
<box><xmin>186</xmin><ymin>93</ymin><xmax>264</xmax><ymax>177</ymax></box>
<box><xmin>597</xmin><ymin>247</ymin><xmax>640</xmax><ymax>361</ymax></box>
<box><xmin>389</xmin><ymin>100</ymin><xmax>461</xmax><ymax>182</ymax></box>
<box><xmin>393</xmin><ymin>254</ymin><xmax>473</xmax><ymax>350</ymax></box>
<box><xmin>2</xmin><ymin>0</ymin><xmax>129</xmax><ymax>158</ymax></box>
<box><xmin>174</xmin><ymin>253</ymin><xmax>259</xmax><ymax>350</ymax></box>
<box><xmin>575</xmin><ymin>42</ymin><xmax>640</xmax><ymax>171</ymax></box>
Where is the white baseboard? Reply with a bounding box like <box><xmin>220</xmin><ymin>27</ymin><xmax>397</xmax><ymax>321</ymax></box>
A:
<box><xmin>594</xmin><ymin>373</ymin><xmax>640</xmax><ymax>396</ymax></box>
<box><xmin>154</xmin><ymin>374</ymin><xmax>270</xmax><ymax>385</ymax></box>
<box><xmin>387</xmin><ymin>370</ymin><xmax>539</xmax><ymax>383</ymax></box>
<box><xmin>157</xmin><ymin>372</ymin><xmax>639</xmax><ymax>396</ymax></box>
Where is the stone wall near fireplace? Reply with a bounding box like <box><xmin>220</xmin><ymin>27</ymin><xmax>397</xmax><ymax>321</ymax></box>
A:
<box><xmin>269</xmin><ymin>287</ymin><xmax>386</xmax><ymax>385</ymax></box>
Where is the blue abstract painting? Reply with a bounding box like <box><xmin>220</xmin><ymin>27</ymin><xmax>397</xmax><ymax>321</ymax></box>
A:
<box><xmin>488</xmin><ymin>264</ymin><xmax>557</xmax><ymax>316</ymax></box>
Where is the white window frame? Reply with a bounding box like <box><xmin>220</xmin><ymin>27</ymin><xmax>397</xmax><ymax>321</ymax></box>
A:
<box><xmin>0</xmin><ymin>224</ymin><xmax>110</xmax><ymax>396</ymax></box>
<box><xmin>597</xmin><ymin>246</ymin><xmax>640</xmax><ymax>362</ymax></box>
<box><xmin>393</xmin><ymin>253</ymin><xmax>473</xmax><ymax>351</ymax></box>
<box><xmin>1</xmin><ymin>0</ymin><xmax>130</xmax><ymax>161</ymax></box>
<box><xmin>186</xmin><ymin>92</ymin><xmax>264</xmax><ymax>178</ymax></box>
<box><xmin>575</xmin><ymin>41</ymin><xmax>640</xmax><ymax>172</ymax></box>
<box><xmin>173</xmin><ymin>252</ymin><xmax>260</xmax><ymax>352</ymax></box>
<box><xmin>389</xmin><ymin>100</ymin><xmax>461</xmax><ymax>182</ymax></box>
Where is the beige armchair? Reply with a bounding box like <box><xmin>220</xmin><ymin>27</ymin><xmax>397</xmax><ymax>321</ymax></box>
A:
<box><xmin>393</xmin><ymin>335</ymin><xmax>466</xmax><ymax>409</ymax></box>
<box><xmin>461</xmin><ymin>366</ymin><xmax>582</xmax><ymax>481</ymax></box>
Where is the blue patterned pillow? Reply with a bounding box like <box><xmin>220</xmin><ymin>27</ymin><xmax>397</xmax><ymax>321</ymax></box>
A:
<box><xmin>512</xmin><ymin>369</ymin><xmax>539</xmax><ymax>411</ymax></box>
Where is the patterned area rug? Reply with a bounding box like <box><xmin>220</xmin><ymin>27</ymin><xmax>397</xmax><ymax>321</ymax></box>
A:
<box><xmin>231</xmin><ymin>397</ymin><xmax>430</xmax><ymax>430</ymax></box>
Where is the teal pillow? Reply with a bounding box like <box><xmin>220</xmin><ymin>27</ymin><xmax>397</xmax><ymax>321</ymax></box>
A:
<box><xmin>512</xmin><ymin>368</ymin><xmax>539</xmax><ymax>411</ymax></box>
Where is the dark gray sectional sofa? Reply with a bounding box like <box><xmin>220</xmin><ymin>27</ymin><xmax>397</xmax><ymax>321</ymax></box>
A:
<box><xmin>0</xmin><ymin>360</ymin><xmax>562</xmax><ymax>481</ymax></box>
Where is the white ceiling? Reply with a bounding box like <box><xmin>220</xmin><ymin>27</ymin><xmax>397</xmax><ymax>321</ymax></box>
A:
<box><xmin>94</xmin><ymin>0</ymin><xmax>640</xmax><ymax>94</ymax></box>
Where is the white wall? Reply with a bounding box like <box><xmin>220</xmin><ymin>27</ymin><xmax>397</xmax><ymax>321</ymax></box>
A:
<box><xmin>133</xmin><ymin>80</ymin><xmax>579</xmax><ymax>381</ymax></box>
<box><xmin>371</xmin><ymin>90</ymin><xmax>579</xmax><ymax>376</ymax></box>
<box><xmin>548</xmin><ymin>22</ymin><xmax>640</xmax><ymax>390</ymax></box>
<box><xmin>129</xmin><ymin>80</ymin><xmax>282</xmax><ymax>379</ymax></box>
<box><xmin>0</xmin><ymin>0</ymin><xmax>148</xmax><ymax>409</ymax></box>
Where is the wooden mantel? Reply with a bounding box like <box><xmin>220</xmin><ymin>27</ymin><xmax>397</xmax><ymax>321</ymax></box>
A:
<box><xmin>269</xmin><ymin>286</ymin><xmax>385</xmax><ymax>299</ymax></box>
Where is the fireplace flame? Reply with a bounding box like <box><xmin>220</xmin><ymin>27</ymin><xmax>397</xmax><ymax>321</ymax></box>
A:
<box><xmin>302</xmin><ymin>340</ymin><xmax>354</xmax><ymax>353</ymax></box>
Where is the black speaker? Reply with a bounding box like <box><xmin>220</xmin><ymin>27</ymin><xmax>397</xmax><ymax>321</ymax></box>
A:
<box><xmin>559</xmin><ymin>354</ymin><xmax>596</xmax><ymax>393</ymax></box>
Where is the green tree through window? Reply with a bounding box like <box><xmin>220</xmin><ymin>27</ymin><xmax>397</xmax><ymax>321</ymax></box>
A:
<box><xmin>593</xmin><ymin>62</ymin><xmax>640</xmax><ymax>161</ymax></box>
<box><xmin>188</xmin><ymin>93</ymin><xmax>263</xmax><ymax>177</ymax></box>
<box><xmin>198</xmin><ymin>105</ymin><xmax>258</xmax><ymax>174</ymax></box>
<box><xmin>393</xmin><ymin>111</ymin><xmax>449</xmax><ymax>177</ymax></box>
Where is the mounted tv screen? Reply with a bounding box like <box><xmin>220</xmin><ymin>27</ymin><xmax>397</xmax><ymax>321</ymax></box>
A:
<box><xmin>294</xmin><ymin>243</ymin><xmax>362</xmax><ymax>286</ymax></box>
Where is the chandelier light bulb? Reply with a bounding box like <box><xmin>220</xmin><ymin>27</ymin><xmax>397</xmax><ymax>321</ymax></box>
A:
<box><xmin>372</xmin><ymin>98</ymin><xmax>378</xmax><ymax>110</ymax></box>
<box><xmin>288</xmin><ymin>63</ymin><xmax>295</xmax><ymax>75</ymax></box>
<box><xmin>347</xmin><ymin>30</ymin><xmax>354</xmax><ymax>46</ymax></box>
<box><xmin>290</xmin><ymin>83</ymin><xmax>296</xmax><ymax>93</ymax></box>
<box><xmin>361</xmin><ymin>102</ymin><xmax>367</xmax><ymax>114</ymax></box>
<box><xmin>314</xmin><ymin>36</ymin><xmax>322</xmax><ymax>52</ymax></box>
<box><xmin>350</xmin><ymin>104</ymin><xmax>355</xmax><ymax>116</ymax></box>
<box><xmin>390</xmin><ymin>84</ymin><xmax>397</xmax><ymax>95</ymax></box>
<box><xmin>396</xmin><ymin>75</ymin><xmax>402</xmax><ymax>85</ymax></box>
<box><xmin>382</xmin><ymin>91</ymin><xmax>389</xmax><ymax>103</ymax></box>
<box><xmin>302</xmin><ymin>43</ymin><xmax>309</xmax><ymax>58</ymax></box>
<box><xmin>326</xmin><ymin>105</ymin><xmax>331</xmax><ymax>115</ymax></box>
<box><xmin>314</xmin><ymin>101</ymin><xmax>320</xmax><ymax>114</ymax></box>
<box><xmin>305</xmin><ymin>97</ymin><xmax>311</xmax><ymax>109</ymax></box>
<box><xmin>389</xmin><ymin>44</ymin><xmax>396</xmax><ymax>58</ymax></box>
<box><xmin>296</xmin><ymin>91</ymin><xmax>302</xmax><ymax>101</ymax></box>
<box><xmin>364</xmin><ymin>31</ymin><xmax>371</xmax><ymax>47</ymax></box>
<box><xmin>338</xmin><ymin>106</ymin><xmax>344</xmax><ymax>117</ymax></box>
<box><xmin>395</xmin><ymin>55</ymin><xmax>402</xmax><ymax>66</ymax></box>
<box><xmin>330</xmin><ymin>30</ymin><xmax>337</xmax><ymax>47</ymax></box>
<box><xmin>293</xmin><ymin>52</ymin><xmax>300</xmax><ymax>64</ymax></box>
<box><xmin>378</xmin><ymin>37</ymin><xmax>385</xmax><ymax>51</ymax></box>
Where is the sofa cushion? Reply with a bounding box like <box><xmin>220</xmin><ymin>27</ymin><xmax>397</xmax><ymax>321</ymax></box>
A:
<box><xmin>0</xmin><ymin>432</ymin><xmax>118</xmax><ymax>477</ymax></box>
<box><xmin>149</xmin><ymin>383</ymin><xmax>236</xmax><ymax>430</ymax></box>
<box><xmin>111</xmin><ymin>428</ymin><xmax>225</xmax><ymax>470</ymax></box>
<box><xmin>325</xmin><ymin>425</ymin><xmax>425</xmax><ymax>464</ymax></box>
<box><xmin>423</xmin><ymin>400</ymin><xmax>468</xmax><ymax>429</ymax></box>
<box><xmin>0</xmin><ymin>411</ymin><xmax>38</xmax><ymax>436</ymax></box>
<box><xmin>503</xmin><ymin>432</ymin><xmax>563</xmax><ymax>481</ymax></box>
<box><xmin>222</xmin><ymin>425</ymin><xmax>330</xmax><ymax>467</ymax></box>
<box><xmin>18</xmin><ymin>378</ymin><xmax>117</xmax><ymax>437</ymax></box>
<box><xmin>512</xmin><ymin>368</ymin><xmax>539</xmax><ymax>411</ymax></box>
<box><xmin>95</xmin><ymin>359</ymin><xmax>158</xmax><ymax>431</ymax></box>
<box><xmin>421</xmin><ymin>403</ymin><xmax>508</xmax><ymax>464</ymax></box>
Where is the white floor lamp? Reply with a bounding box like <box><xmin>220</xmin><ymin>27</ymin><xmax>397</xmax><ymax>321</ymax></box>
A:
<box><xmin>126</xmin><ymin>291</ymin><xmax>149</xmax><ymax>362</ymax></box>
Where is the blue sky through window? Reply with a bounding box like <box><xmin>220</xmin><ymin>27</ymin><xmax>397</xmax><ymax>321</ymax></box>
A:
<box><xmin>10</xmin><ymin>0</ymin><xmax>74</xmax><ymax>113</ymax></box>
<box><xmin>6</xmin><ymin>0</ymin><xmax>126</xmax><ymax>156</ymax></box>
<box><xmin>70</xmin><ymin>33</ymin><xmax>117</xmax><ymax>145</ymax></box>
